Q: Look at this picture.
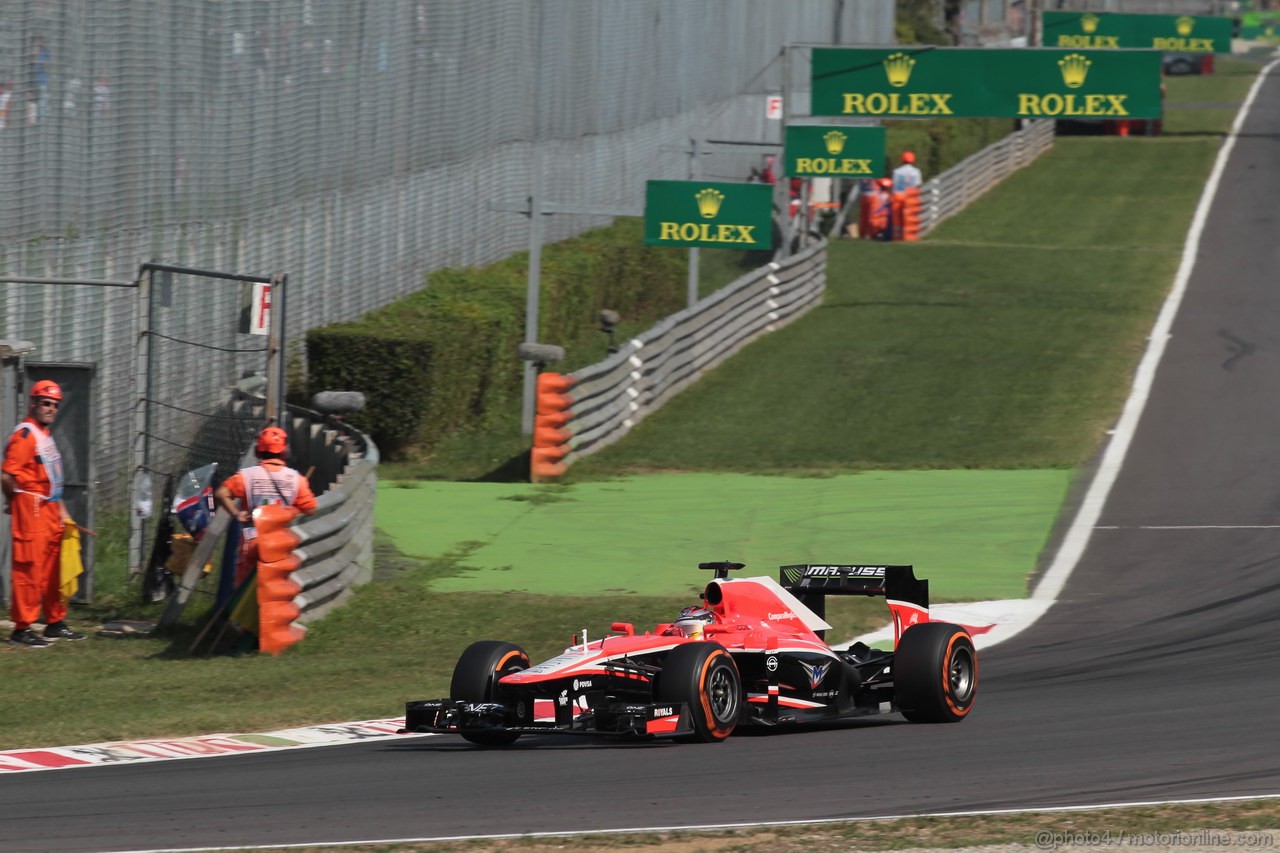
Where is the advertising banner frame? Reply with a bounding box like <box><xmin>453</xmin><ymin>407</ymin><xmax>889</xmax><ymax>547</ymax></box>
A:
<box><xmin>644</xmin><ymin>180</ymin><xmax>774</xmax><ymax>251</ymax></box>
<box><xmin>811</xmin><ymin>46</ymin><xmax>1164</xmax><ymax>120</ymax></box>
<box><xmin>784</xmin><ymin>125</ymin><xmax>886</xmax><ymax>179</ymax></box>
<box><xmin>1042</xmin><ymin>12</ymin><xmax>1233</xmax><ymax>54</ymax></box>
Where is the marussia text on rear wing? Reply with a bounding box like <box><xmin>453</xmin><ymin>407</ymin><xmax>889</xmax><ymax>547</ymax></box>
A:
<box><xmin>779</xmin><ymin>564</ymin><xmax>930</xmax><ymax>644</ymax></box>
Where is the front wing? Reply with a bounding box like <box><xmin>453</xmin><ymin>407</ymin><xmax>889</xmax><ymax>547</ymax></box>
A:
<box><xmin>401</xmin><ymin>698</ymin><xmax>696</xmax><ymax>739</ymax></box>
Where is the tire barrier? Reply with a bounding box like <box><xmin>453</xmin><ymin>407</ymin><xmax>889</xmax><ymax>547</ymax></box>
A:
<box><xmin>896</xmin><ymin>187</ymin><xmax>923</xmax><ymax>242</ymax></box>
<box><xmin>255</xmin><ymin>504</ymin><xmax>305</xmax><ymax>656</ymax></box>
<box><xmin>531</xmin><ymin>372</ymin><xmax>576</xmax><ymax>483</ymax></box>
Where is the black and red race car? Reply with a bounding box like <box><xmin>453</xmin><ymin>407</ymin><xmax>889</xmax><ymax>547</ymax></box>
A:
<box><xmin>400</xmin><ymin>562</ymin><xmax>977</xmax><ymax>745</ymax></box>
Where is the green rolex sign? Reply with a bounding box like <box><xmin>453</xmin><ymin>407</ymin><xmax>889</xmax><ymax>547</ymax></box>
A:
<box><xmin>644</xmin><ymin>181</ymin><xmax>773</xmax><ymax>250</ymax></box>
<box><xmin>811</xmin><ymin>47</ymin><xmax>1164</xmax><ymax>120</ymax></box>
<box><xmin>785</xmin><ymin>126</ymin><xmax>885</xmax><ymax>178</ymax></box>
<box><xmin>1043</xmin><ymin>12</ymin><xmax>1232</xmax><ymax>54</ymax></box>
<box><xmin>1240</xmin><ymin>12</ymin><xmax>1280</xmax><ymax>42</ymax></box>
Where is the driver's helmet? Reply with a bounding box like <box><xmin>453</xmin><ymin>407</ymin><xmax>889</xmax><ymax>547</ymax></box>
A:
<box><xmin>673</xmin><ymin>605</ymin><xmax>715</xmax><ymax>640</ymax></box>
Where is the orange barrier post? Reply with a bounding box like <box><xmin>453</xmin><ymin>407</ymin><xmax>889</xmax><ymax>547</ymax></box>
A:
<box><xmin>891</xmin><ymin>192</ymin><xmax>905</xmax><ymax>241</ymax></box>
<box><xmin>255</xmin><ymin>504</ymin><xmax>304</xmax><ymax>656</ymax></box>
<box><xmin>902</xmin><ymin>187</ymin><xmax>922</xmax><ymax>242</ymax></box>
<box><xmin>531</xmin><ymin>372</ymin><xmax>575</xmax><ymax>483</ymax></box>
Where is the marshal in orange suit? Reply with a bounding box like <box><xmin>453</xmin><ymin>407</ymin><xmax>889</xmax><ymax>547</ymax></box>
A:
<box><xmin>3</xmin><ymin>380</ymin><xmax>85</xmax><ymax>647</ymax></box>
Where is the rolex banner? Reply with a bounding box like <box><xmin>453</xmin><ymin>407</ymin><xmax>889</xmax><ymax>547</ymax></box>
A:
<box><xmin>785</xmin><ymin>126</ymin><xmax>885</xmax><ymax>178</ymax></box>
<box><xmin>1240</xmin><ymin>12</ymin><xmax>1280</xmax><ymax>42</ymax></box>
<box><xmin>1043</xmin><ymin>12</ymin><xmax>1232</xmax><ymax>54</ymax></box>
<box><xmin>644</xmin><ymin>180</ymin><xmax>773</xmax><ymax>250</ymax></box>
<box><xmin>811</xmin><ymin>47</ymin><xmax>1164</xmax><ymax>120</ymax></box>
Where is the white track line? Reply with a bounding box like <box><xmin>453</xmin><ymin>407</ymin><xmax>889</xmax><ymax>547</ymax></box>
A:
<box><xmin>109</xmin><ymin>793</ymin><xmax>1280</xmax><ymax>853</ymax></box>
<box><xmin>1029</xmin><ymin>56</ymin><xmax>1279</xmax><ymax>609</ymax></box>
<box><xmin>1097</xmin><ymin>525</ymin><xmax>1280</xmax><ymax>530</ymax></box>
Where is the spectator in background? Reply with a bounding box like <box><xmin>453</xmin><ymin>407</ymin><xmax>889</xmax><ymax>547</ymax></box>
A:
<box><xmin>751</xmin><ymin>154</ymin><xmax>777</xmax><ymax>185</ymax></box>
<box><xmin>893</xmin><ymin>150</ymin><xmax>922</xmax><ymax>193</ymax></box>
<box><xmin>215</xmin><ymin>426</ymin><xmax>317</xmax><ymax>586</ymax></box>
<box><xmin>63</xmin><ymin>75</ymin><xmax>82</xmax><ymax>118</ymax></box>
<box><xmin>3</xmin><ymin>380</ymin><xmax>84</xmax><ymax>647</ymax></box>
<box><xmin>92</xmin><ymin>72</ymin><xmax>111</xmax><ymax>118</ymax></box>
<box><xmin>29</xmin><ymin>35</ymin><xmax>50</xmax><ymax>123</ymax></box>
<box><xmin>0</xmin><ymin>80</ymin><xmax>11</xmax><ymax>129</ymax></box>
<box><xmin>862</xmin><ymin>177</ymin><xmax>894</xmax><ymax>241</ymax></box>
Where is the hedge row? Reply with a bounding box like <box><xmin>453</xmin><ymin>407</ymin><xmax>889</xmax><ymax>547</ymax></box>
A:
<box><xmin>306</xmin><ymin>219</ymin><xmax>685</xmax><ymax>458</ymax></box>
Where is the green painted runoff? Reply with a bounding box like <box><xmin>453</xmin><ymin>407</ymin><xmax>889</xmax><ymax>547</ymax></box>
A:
<box><xmin>376</xmin><ymin>470</ymin><xmax>1070</xmax><ymax>600</ymax></box>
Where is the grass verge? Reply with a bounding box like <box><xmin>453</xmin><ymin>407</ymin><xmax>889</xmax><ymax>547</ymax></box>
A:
<box><xmin>242</xmin><ymin>800</ymin><xmax>1280</xmax><ymax>852</ymax></box>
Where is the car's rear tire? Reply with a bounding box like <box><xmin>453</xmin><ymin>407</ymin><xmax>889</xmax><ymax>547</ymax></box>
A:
<box><xmin>656</xmin><ymin>642</ymin><xmax>741</xmax><ymax>743</ymax></box>
<box><xmin>450</xmin><ymin>640</ymin><xmax>530</xmax><ymax>746</ymax></box>
<box><xmin>893</xmin><ymin>622</ymin><xmax>977</xmax><ymax>723</ymax></box>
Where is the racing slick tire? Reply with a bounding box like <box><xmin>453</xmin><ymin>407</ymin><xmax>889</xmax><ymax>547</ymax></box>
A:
<box><xmin>450</xmin><ymin>640</ymin><xmax>531</xmax><ymax>746</ymax></box>
<box><xmin>656</xmin><ymin>642</ymin><xmax>742</xmax><ymax>743</ymax></box>
<box><xmin>893</xmin><ymin>622</ymin><xmax>977</xmax><ymax>723</ymax></box>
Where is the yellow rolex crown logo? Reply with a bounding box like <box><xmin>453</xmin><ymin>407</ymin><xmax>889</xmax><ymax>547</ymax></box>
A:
<box><xmin>823</xmin><ymin>130</ymin><xmax>847</xmax><ymax>155</ymax></box>
<box><xmin>1176</xmin><ymin>16</ymin><xmax>1195</xmax><ymax>36</ymax></box>
<box><xmin>695</xmin><ymin>188</ymin><xmax>725</xmax><ymax>219</ymax></box>
<box><xmin>1058</xmin><ymin>53</ymin><xmax>1091</xmax><ymax>89</ymax></box>
<box><xmin>882</xmin><ymin>52</ymin><xmax>915</xmax><ymax>88</ymax></box>
<box><xmin>1081</xmin><ymin>13</ymin><xmax>1100</xmax><ymax>34</ymax></box>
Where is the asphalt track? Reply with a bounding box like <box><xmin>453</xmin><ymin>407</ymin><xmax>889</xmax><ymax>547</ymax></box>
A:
<box><xmin>2</xmin><ymin>66</ymin><xmax>1279</xmax><ymax>853</ymax></box>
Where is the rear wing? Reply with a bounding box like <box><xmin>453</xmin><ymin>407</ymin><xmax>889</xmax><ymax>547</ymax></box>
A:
<box><xmin>779</xmin><ymin>564</ymin><xmax>929</xmax><ymax>645</ymax></box>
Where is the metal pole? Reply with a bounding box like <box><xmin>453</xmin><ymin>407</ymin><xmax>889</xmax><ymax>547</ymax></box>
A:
<box><xmin>266</xmin><ymin>272</ymin><xmax>286</xmax><ymax>426</ymax></box>
<box><xmin>776</xmin><ymin>45</ymin><xmax>793</xmax><ymax>260</ymax></box>
<box><xmin>687</xmin><ymin>136</ymin><xmax>701</xmax><ymax>307</ymax></box>
<box><xmin>128</xmin><ymin>267</ymin><xmax>153</xmax><ymax>579</ymax></box>
<box><xmin>521</xmin><ymin>147</ymin><xmax>545</xmax><ymax>435</ymax></box>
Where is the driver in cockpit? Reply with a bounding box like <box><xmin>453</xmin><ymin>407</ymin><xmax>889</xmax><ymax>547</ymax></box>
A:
<box><xmin>664</xmin><ymin>605</ymin><xmax>716</xmax><ymax>640</ymax></box>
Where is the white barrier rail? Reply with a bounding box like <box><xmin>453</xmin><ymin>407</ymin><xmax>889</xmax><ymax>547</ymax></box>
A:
<box><xmin>292</xmin><ymin>443</ymin><xmax>378</xmax><ymax>624</ymax></box>
<box><xmin>563</xmin><ymin>240</ymin><xmax>827</xmax><ymax>465</ymax></box>
<box><xmin>918</xmin><ymin>119</ymin><xmax>1055</xmax><ymax>235</ymax></box>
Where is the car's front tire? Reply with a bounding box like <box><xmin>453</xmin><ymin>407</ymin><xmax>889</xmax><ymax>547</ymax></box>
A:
<box><xmin>656</xmin><ymin>642</ymin><xmax>741</xmax><ymax>742</ymax></box>
<box><xmin>893</xmin><ymin>622</ymin><xmax>977</xmax><ymax>723</ymax></box>
<box><xmin>450</xmin><ymin>640</ymin><xmax>530</xmax><ymax>746</ymax></box>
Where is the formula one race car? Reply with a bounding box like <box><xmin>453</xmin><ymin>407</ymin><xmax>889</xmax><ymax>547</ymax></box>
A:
<box><xmin>400</xmin><ymin>562</ymin><xmax>977</xmax><ymax>745</ymax></box>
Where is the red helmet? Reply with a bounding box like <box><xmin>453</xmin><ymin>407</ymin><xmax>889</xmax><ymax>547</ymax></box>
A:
<box><xmin>877</xmin><ymin>177</ymin><xmax>893</xmax><ymax>190</ymax></box>
<box><xmin>255</xmin><ymin>426</ymin><xmax>288</xmax><ymax>455</ymax></box>
<box><xmin>901</xmin><ymin>150</ymin><xmax>916</xmax><ymax>164</ymax></box>
<box><xmin>29</xmin><ymin>379</ymin><xmax>62</xmax><ymax>401</ymax></box>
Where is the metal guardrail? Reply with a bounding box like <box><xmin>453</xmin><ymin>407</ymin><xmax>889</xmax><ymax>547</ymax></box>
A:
<box><xmin>293</xmin><ymin>449</ymin><xmax>378</xmax><ymax>622</ymax></box>
<box><xmin>918</xmin><ymin>119</ymin><xmax>1056</xmax><ymax>235</ymax></box>
<box><xmin>562</xmin><ymin>239</ymin><xmax>827</xmax><ymax>464</ymax></box>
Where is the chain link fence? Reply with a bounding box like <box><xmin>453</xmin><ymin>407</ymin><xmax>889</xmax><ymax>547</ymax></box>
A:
<box><xmin>0</xmin><ymin>0</ymin><xmax>894</xmax><ymax>508</ymax></box>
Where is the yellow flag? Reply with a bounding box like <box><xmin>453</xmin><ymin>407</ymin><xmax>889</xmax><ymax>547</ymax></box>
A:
<box><xmin>228</xmin><ymin>573</ymin><xmax>259</xmax><ymax>632</ymax></box>
<box><xmin>60</xmin><ymin>522</ymin><xmax>85</xmax><ymax>602</ymax></box>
